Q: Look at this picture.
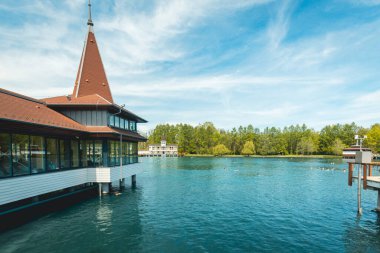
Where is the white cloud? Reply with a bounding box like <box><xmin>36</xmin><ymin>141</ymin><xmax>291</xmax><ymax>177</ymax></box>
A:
<box><xmin>97</xmin><ymin>0</ymin><xmax>273</xmax><ymax>75</ymax></box>
<box><xmin>111</xmin><ymin>75</ymin><xmax>343</xmax><ymax>99</ymax></box>
<box><xmin>0</xmin><ymin>0</ymin><xmax>380</xmax><ymax>132</ymax></box>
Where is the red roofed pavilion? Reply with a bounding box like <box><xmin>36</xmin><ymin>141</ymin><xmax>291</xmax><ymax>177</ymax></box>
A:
<box><xmin>0</xmin><ymin>0</ymin><xmax>147</xmax><ymax>227</ymax></box>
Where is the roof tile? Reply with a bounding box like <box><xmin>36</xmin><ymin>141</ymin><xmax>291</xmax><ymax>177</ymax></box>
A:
<box><xmin>72</xmin><ymin>31</ymin><xmax>113</xmax><ymax>103</ymax></box>
<box><xmin>0</xmin><ymin>89</ymin><xmax>86</xmax><ymax>131</ymax></box>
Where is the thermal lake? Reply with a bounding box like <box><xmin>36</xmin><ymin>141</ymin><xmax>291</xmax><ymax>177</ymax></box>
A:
<box><xmin>0</xmin><ymin>157</ymin><xmax>379</xmax><ymax>253</ymax></box>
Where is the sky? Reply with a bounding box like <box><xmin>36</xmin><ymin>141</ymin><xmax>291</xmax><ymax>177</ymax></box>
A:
<box><xmin>0</xmin><ymin>0</ymin><xmax>380</xmax><ymax>133</ymax></box>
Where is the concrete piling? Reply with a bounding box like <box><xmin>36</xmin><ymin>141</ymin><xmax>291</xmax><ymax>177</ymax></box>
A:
<box><xmin>132</xmin><ymin>175</ymin><xmax>136</xmax><ymax>188</ymax></box>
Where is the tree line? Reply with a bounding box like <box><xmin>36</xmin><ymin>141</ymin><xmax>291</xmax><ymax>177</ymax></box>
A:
<box><xmin>140</xmin><ymin>122</ymin><xmax>380</xmax><ymax>156</ymax></box>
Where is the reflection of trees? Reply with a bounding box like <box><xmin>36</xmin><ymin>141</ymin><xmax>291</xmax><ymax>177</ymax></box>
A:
<box><xmin>344</xmin><ymin>215</ymin><xmax>380</xmax><ymax>252</ymax></box>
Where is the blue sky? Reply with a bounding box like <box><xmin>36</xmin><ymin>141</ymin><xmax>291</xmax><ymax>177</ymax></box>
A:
<box><xmin>0</xmin><ymin>0</ymin><xmax>380</xmax><ymax>133</ymax></box>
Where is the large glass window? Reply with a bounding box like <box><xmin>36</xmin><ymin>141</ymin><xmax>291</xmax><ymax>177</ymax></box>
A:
<box><xmin>108</xmin><ymin>141</ymin><xmax>115</xmax><ymax>167</ymax></box>
<box><xmin>94</xmin><ymin>140</ymin><xmax>103</xmax><ymax>167</ymax></box>
<box><xmin>71</xmin><ymin>140</ymin><xmax>79</xmax><ymax>168</ymax></box>
<box><xmin>30</xmin><ymin>136</ymin><xmax>45</xmax><ymax>174</ymax></box>
<box><xmin>124</xmin><ymin>119</ymin><xmax>129</xmax><ymax>130</ymax></box>
<box><xmin>120</xmin><ymin>118</ymin><xmax>125</xmax><ymax>130</ymax></box>
<box><xmin>0</xmin><ymin>135</ymin><xmax>129</xmax><ymax>177</ymax></box>
<box><xmin>129</xmin><ymin>142</ymin><xmax>138</xmax><ymax>163</ymax></box>
<box><xmin>129</xmin><ymin>121</ymin><xmax>136</xmax><ymax>131</ymax></box>
<box><xmin>115</xmin><ymin>141</ymin><xmax>120</xmax><ymax>166</ymax></box>
<box><xmin>128</xmin><ymin>142</ymin><xmax>133</xmax><ymax>164</ymax></box>
<box><xmin>89</xmin><ymin>141</ymin><xmax>94</xmax><ymax>167</ymax></box>
<box><xmin>46</xmin><ymin>138</ymin><xmax>59</xmax><ymax>171</ymax></box>
<box><xmin>80</xmin><ymin>140</ymin><xmax>93</xmax><ymax>167</ymax></box>
<box><xmin>0</xmin><ymin>135</ymin><xmax>143</xmax><ymax>177</ymax></box>
<box><xmin>115</xmin><ymin>116</ymin><xmax>120</xmax><ymax>128</ymax></box>
<box><xmin>12</xmin><ymin>134</ymin><xmax>30</xmax><ymax>176</ymax></box>
<box><xmin>109</xmin><ymin>115</ymin><xmax>115</xmax><ymax>127</ymax></box>
<box><xmin>122</xmin><ymin>142</ymin><xmax>128</xmax><ymax>165</ymax></box>
<box><xmin>60</xmin><ymin>140</ymin><xmax>70</xmax><ymax>169</ymax></box>
<box><xmin>0</xmin><ymin>133</ymin><xmax>11</xmax><ymax>177</ymax></box>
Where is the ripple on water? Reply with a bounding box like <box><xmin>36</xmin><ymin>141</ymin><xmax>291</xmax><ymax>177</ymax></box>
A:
<box><xmin>1</xmin><ymin>157</ymin><xmax>380</xmax><ymax>253</ymax></box>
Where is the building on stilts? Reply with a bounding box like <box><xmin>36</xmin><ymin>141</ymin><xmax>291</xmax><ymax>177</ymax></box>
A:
<box><xmin>0</xmin><ymin>0</ymin><xmax>147</xmax><ymax>229</ymax></box>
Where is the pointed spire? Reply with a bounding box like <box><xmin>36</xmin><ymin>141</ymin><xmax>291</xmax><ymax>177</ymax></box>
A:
<box><xmin>87</xmin><ymin>0</ymin><xmax>94</xmax><ymax>26</ymax></box>
<box><xmin>72</xmin><ymin>0</ymin><xmax>114</xmax><ymax>103</ymax></box>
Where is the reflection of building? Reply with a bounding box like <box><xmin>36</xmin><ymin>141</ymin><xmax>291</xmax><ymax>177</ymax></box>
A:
<box><xmin>140</xmin><ymin>140</ymin><xmax>178</xmax><ymax>157</ymax></box>
<box><xmin>0</xmin><ymin>2</ymin><xmax>147</xmax><ymax>222</ymax></box>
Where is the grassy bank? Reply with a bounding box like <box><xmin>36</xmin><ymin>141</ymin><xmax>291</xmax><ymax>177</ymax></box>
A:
<box><xmin>183</xmin><ymin>154</ymin><xmax>341</xmax><ymax>159</ymax></box>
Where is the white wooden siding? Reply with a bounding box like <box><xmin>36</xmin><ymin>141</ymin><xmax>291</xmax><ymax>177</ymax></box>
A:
<box><xmin>0</xmin><ymin>163</ymin><xmax>142</xmax><ymax>206</ymax></box>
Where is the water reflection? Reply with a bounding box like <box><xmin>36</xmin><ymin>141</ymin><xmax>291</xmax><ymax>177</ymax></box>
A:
<box><xmin>344</xmin><ymin>213</ymin><xmax>380</xmax><ymax>252</ymax></box>
<box><xmin>95</xmin><ymin>201</ymin><xmax>113</xmax><ymax>232</ymax></box>
<box><xmin>2</xmin><ymin>157</ymin><xmax>380</xmax><ymax>253</ymax></box>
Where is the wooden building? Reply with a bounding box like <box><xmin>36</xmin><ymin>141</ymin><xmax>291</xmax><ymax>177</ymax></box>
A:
<box><xmin>0</xmin><ymin>1</ymin><xmax>147</xmax><ymax>220</ymax></box>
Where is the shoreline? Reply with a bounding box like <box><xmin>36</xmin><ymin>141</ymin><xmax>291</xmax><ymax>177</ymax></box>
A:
<box><xmin>182</xmin><ymin>154</ymin><xmax>341</xmax><ymax>159</ymax></box>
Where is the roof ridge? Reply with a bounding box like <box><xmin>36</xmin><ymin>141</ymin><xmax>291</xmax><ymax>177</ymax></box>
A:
<box><xmin>95</xmin><ymin>93</ymin><xmax>112</xmax><ymax>104</ymax></box>
<box><xmin>0</xmin><ymin>88</ymin><xmax>45</xmax><ymax>105</ymax></box>
<box><xmin>41</xmin><ymin>95</ymin><xmax>68</xmax><ymax>100</ymax></box>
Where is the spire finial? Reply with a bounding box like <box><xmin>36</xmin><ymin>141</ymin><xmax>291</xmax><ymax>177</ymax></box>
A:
<box><xmin>87</xmin><ymin>0</ymin><xmax>94</xmax><ymax>26</ymax></box>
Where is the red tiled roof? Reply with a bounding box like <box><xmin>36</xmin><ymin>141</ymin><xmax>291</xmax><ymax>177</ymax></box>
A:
<box><xmin>42</xmin><ymin>94</ymin><xmax>112</xmax><ymax>105</ymax></box>
<box><xmin>72</xmin><ymin>31</ymin><xmax>114</xmax><ymax>103</ymax></box>
<box><xmin>0</xmin><ymin>89</ymin><xmax>146</xmax><ymax>141</ymax></box>
<box><xmin>86</xmin><ymin>126</ymin><xmax>147</xmax><ymax>141</ymax></box>
<box><xmin>0</xmin><ymin>88</ymin><xmax>86</xmax><ymax>131</ymax></box>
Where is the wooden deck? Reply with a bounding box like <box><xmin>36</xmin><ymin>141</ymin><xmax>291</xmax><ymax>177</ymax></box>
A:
<box><xmin>352</xmin><ymin>176</ymin><xmax>380</xmax><ymax>190</ymax></box>
<box><xmin>349</xmin><ymin>160</ymin><xmax>380</xmax><ymax>190</ymax></box>
<box><xmin>347</xmin><ymin>161</ymin><xmax>380</xmax><ymax>214</ymax></box>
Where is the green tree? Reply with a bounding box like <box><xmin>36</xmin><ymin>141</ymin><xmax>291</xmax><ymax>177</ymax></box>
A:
<box><xmin>319</xmin><ymin>125</ymin><xmax>339</xmax><ymax>154</ymax></box>
<box><xmin>367</xmin><ymin>124</ymin><xmax>380</xmax><ymax>153</ymax></box>
<box><xmin>148</xmin><ymin>124</ymin><xmax>178</xmax><ymax>145</ymax></box>
<box><xmin>145</xmin><ymin>121</ymin><xmax>372</xmax><ymax>156</ymax></box>
<box><xmin>296</xmin><ymin>136</ymin><xmax>317</xmax><ymax>155</ymax></box>
<box><xmin>177</xmin><ymin>124</ymin><xmax>196</xmax><ymax>154</ymax></box>
<box><xmin>256</xmin><ymin>127</ymin><xmax>287</xmax><ymax>155</ymax></box>
<box><xmin>241</xmin><ymin>141</ymin><xmax>255</xmax><ymax>156</ymax></box>
<box><xmin>213</xmin><ymin>144</ymin><xmax>230</xmax><ymax>156</ymax></box>
<box><xmin>332</xmin><ymin>138</ymin><xmax>346</xmax><ymax>155</ymax></box>
<box><xmin>319</xmin><ymin>123</ymin><xmax>361</xmax><ymax>154</ymax></box>
<box><xmin>194</xmin><ymin>122</ymin><xmax>220</xmax><ymax>154</ymax></box>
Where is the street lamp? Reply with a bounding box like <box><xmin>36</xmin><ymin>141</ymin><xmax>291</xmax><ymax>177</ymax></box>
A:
<box><xmin>354</xmin><ymin>134</ymin><xmax>367</xmax><ymax>215</ymax></box>
<box><xmin>112</xmin><ymin>104</ymin><xmax>125</xmax><ymax>190</ymax></box>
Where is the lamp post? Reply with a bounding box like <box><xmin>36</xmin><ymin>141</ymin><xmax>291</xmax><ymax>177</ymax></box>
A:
<box><xmin>355</xmin><ymin>134</ymin><xmax>367</xmax><ymax>215</ymax></box>
<box><xmin>112</xmin><ymin>104</ymin><xmax>125</xmax><ymax>190</ymax></box>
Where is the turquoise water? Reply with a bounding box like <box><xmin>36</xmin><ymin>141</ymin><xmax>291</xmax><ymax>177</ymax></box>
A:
<box><xmin>1</xmin><ymin>157</ymin><xmax>380</xmax><ymax>253</ymax></box>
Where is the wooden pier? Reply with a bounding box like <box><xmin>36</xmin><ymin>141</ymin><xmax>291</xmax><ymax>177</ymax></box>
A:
<box><xmin>348</xmin><ymin>162</ymin><xmax>380</xmax><ymax>213</ymax></box>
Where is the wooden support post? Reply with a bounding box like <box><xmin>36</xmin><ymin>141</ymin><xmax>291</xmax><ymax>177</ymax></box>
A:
<box><xmin>369</xmin><ymin>165</ymin><xmax>373</xmax><ymax>176</ymax></box>
<box><xmin>348</xmin><ymin>163</ymin><xmax>353</xmax><ymax>186</ymax></box>
<box><xmin>363</xmin><ymin>164</ymin><xmax>367</xmax><ymax>190</ymax></box>
<box><xmin>132</xmin><ymin>174</ymin><xmax>136</xmax><ymax>188</ymax></box>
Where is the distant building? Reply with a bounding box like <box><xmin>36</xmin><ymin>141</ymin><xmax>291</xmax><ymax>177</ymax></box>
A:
<box><xmin>140</xmin><ymin>140</ymin><xmax>178</xmax><ymax>157</ymax></box>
